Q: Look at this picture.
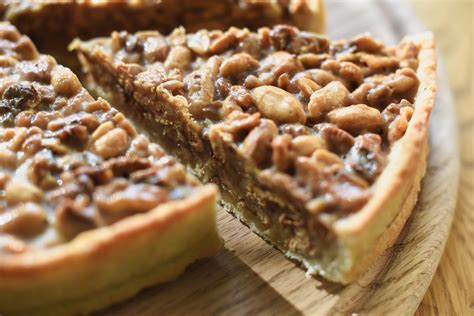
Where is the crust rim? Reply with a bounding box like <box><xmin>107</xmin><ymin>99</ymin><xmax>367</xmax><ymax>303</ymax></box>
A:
<box><xmin>0</xmin><ymin>185</ymin><xmax>221</xmax><ymax>315</ymax></box>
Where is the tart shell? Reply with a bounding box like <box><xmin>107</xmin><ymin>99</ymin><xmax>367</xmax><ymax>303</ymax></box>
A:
<box><xmin>0</xmin><ymin>185</ymin><xmax>220</xmax><ymax>316</ymax></box>
<box><xmin>72</xmin><ymin>31</ymin><xmax>436</xmax><ymax>284</ymax></box>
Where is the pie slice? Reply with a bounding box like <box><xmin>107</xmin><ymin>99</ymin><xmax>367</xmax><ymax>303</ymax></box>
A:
<box><xmin>0</xmin><ymin>22</ymin><xmax>220</xmax><ymax>315</ymax></box>
<box><xmin>3</xmin><ymin>0</ymin><xmax>325</xmax><ymax>68</ymax></box>
<box><xmin>73</xmin><ymin>24</ymin><xmax>436</xmax><ymax>283</ymax></box>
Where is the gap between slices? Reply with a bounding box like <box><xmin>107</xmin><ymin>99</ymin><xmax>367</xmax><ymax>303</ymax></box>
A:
<box><xmin>71</xmin><ymin>24</ymin><xmax>436</xmax><ymax>284</ymax></box>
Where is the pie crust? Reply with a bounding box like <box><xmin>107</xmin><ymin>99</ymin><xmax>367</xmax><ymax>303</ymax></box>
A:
<box><xmin>0</xmin><ymin>22</ymin><xmax>221</xmax><ymax>315</ymax></box>
<box><xmin>73</xmin><ymin>25</ymin><xmax>436</xmax><ymax>283</ymax></box>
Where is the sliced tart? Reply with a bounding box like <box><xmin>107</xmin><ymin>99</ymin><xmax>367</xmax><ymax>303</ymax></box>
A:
<box><xmin>3</xmin><ymin>0</ymin><xmax>325</xmax><ymax>68</ymax></box>
<box><xmin>0</xmin><ymin>22</ymin><xmax>220</xmax><ymax>316</ymax></box>
<box><xmin>73</xmin><ymin>24</ymin><xmax>436</xmax><ymax>283</ymax></box>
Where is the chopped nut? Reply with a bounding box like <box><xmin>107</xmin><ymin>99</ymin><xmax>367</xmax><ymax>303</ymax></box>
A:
<box><xmin>128</xmin><ymin>135</ymin><xmax>150</xmax><ymax>158</ymax></box>
<box><xmin>360</xmin><ymin>54</ymin><xmax>399</xmax><ymax>70</ymax></box>
<box><xmin>185</xmin><ymin>59</ymin><xmax>220</xmax><ymax>119</ymax></box>
<box><xmin>220</xmin><ymin>111</ymin><xmax>260</xmax><ymax>134</ymax></box>
<box><xmin>5</xmin><ymin>180</ymin><xmax>43</xmax><ymax>204</ymax></box>
<box><xmin>80</xmin><ymin>113</ymin><xmax>100</xmax><ymax>131</ymax></box>
<box><xmin>0</xmin><ymin>149</ymin><xmax>17</xmax><ymax>169</ymax></box>
<box><xmin>90</xmin><ymin>121</ymin><xmax>114</xmax><ymax>144</ymax></box>
<box><xmin>346</xmin><ymin>134</ymin><xmax>386</xmax><ymax>182</ymax></box>
<box><xmin>55</xmin><ymin>197</ymin><xmax>96</xmax><ymax>240</ymax></box>
<box><xmin>321</xmin><ymin>59</ymin><xmax>340</xmax><ymax>74</ymax></box>
<box><xmin>117</xmin><ymin>117</ymin><xmax>137</xmax><ymax>138</ymax></box>
<box><xmin>187</xmin><ymin>30</ymin><xmax>210</xmax><ymax>55</ymax></box>
<box><xmin>383</xmin><ymin>100</ymin><xmax>415</xmax><ymax>143</ymax></box>
<box><xmin>95</xmin><ymin>179</ymin><xmax>168</xmax><ymax>214</ymax></box>
<box><xmin>291</xmin><ymin>135</ymin><xmax>326</xmax><ymax>156</ymax></box>
<box><xmin>339</xmin><ymin>62</ymin><xmax>364</xmax><ymax>84</ymax></box>
<box><xmin>314</xmin><ymin>123</ymin><xmax>355</xmax><ymax>154</ymax></box>
<box><xmin>298</xmin><ymin>53</ymin><xmax>330</xmax><ymax>68</ymax></box>
<box><xmin>220</xmin><ymin>96</ymin><xmax>243</xmax><ymax>118</ymax></box>
<box><xmin>260</xmin><ymin>51</ymin><xmax>301</xmax><ymax>78</ymax></box>
<box><xmin>350</xmin><ymin>83</ymin><xmax>373</xmax><ymax>104</ymax></box>
<box><xmin>0</xmin><ymin>172</ymin><xmax>11</xmax><ymax>189</ymax></box>
<box><xmin>386</xmin><ymin>68</ymin><xmax>420</xmax><ymax>96</ymax></box>
<box><xmin>165</xmin><ymin>46</ymin><xmax>192</xmax><ymax>70</ymax></box>
<box><xmin>252</xmin><ymin>86</ymin><xmax>306</xmax><ymax>124</ymax></box>
<box><xmin>219</xmin><ymin>53</ymin><xmax>258</xmax><ymax>78</ymax></box>
<box><xmin>84</xmin><ymin>98</ymin><xmax>111</xmax><ymax>112</ymax></box>
<box><xmin>41</xmin><ymin>138</ymin><xmax>68</xmax><ymax>155</ymax></box>
<box><xmin>400</xmin><ymin>106</ymin><xmax>414</xmax><ymax>121</ymax></box>
<box><xmin>51</xmin><ymin>66</ymin><xmax>82</xmax><ymax>97</ymax></box>
<box><xmin>303</xmin><ymin>69</ymin><xmax>340</xmax><ymax>87</ymax></box>
<box><xmin>143</xmin><ymin>35</ymin><xmax>169</xmax><ymax>62</ymax></box>
<box><xmin>327</xmin><ymin>104</ymin><xmax>383</xmax><ymax>135</ymax></box>
<box><xmin>272</xmin><ymin>134</ymin><xmax>292</xmax><ymax>172</ymax></box>
<box><xmin>14</xmin><ymin>36</ymin><xmax>39</xmax><ymax>60</ymax></box>
<box><xmin>295</xmin><ymin>77</ymin><xmax>320</xmax><ymax>99</ymax></box>
<box><xmin>241</xmin><ymin>119</ymin><xmax>278</xmax><ymax>166</ymax></box>
<box><xmin>350</xmin><ymin>34</ymin><xmax>384</xmax><ymax>53</ymax></box>
<box><xmin>209</xmin><ymin>29</ymin><xmax>237</xmax><ymax>54</ymax></box>
<box><xmin>308</xmin><ymin>81</ymin><xmax>350</xmax><ymax>120</ymax></box>
<box><xmin>0</xmin><ymin>203</ymin><xmax>47</xmax><ymax>237</ymax></box>
<box><xmin>306</xmin><ymin>198</ymin><xmax>328</xmax><ymax>215</ymax></box>
<box><xmin>312</xmin><ymin>149</ymin><xmax>343</xmax><ymax>166</ymax></box>
<box><xmin>92</xmin><ymin>128</ymin><xmax>129</xmax><ymax>159</ymax></box>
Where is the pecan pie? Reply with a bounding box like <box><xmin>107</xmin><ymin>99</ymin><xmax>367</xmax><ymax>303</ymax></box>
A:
<box><xmin>0</xmin><ymin>22</ymin><xmax>220</xmax><ymax>315</ymax></box>
<box><xmin>72</xmin><ymin>24</ymin><xmax>436</xmax><ymax>283</ymax></box>
<box><xmin>2</xmin><ymin>0</ymin><xmax>325</xmax><ymax>68</ymax></box>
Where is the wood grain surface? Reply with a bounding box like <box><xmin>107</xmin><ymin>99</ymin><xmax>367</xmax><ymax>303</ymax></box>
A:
<box><xmin>409</xmin><ymin>1</ymin><xmax>474</xmax><ymax>315</ymax></box>
<box><xmin>97</xmin><ymin>1</ymin><xmax>464</xmax><ymax>315</ymax></box>
<box><xmin>100</xmin><ymin>85</ymin><xmax>458</xmax><ymax>315</ymax></box>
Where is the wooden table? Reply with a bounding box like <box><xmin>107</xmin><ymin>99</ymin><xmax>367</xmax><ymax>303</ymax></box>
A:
<box><xmin>409</xmin><ymin>1</ymin><xmax>474</xmax><ymax>315</ymax></box>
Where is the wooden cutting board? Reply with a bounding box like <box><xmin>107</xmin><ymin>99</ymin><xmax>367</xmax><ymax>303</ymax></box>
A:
<box><xmin>99</xmin><ymin>2</ymin><xmax>460</xmax><ymax>315</ymax></box>
<box><xmin>98</xmin><ymin>88</ymin><xmax>458</xmax><ymax>315</ymax></box>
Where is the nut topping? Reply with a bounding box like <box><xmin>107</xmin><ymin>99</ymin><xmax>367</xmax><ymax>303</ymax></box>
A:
<box><xmin>0</xmin><ymin>203</ymin><xmax>47</xmax><ymax>237</ymax></box>
<box><xmin>220</xmin><ymin>53</ymin><xmax>259</xmax><ymax>79</ymax></box>
<box><xmin>92</xmin><ymin>128</ymin><xmax>129</xmax><ymax>159</ymax></box>
<box><xmin>291</xmin><ymin>135</ymin><xmax>326</xmax><ymax>156</ymax></box>
<box><xmin>327</xmin><ymin>104</ymin><xmax>383</xmax><ymax>135</ymax></box>
<box><xmin>308</xmin><ymin>81</ymin><xmax>350</xmax><ymax>120</ymax></box>
<box><xmin>95</xmin><ymin>180</ymin><xmax>168</xmax><ymax>214</ymax></box>
<box><xmin>51</xmin><ymin>66</ymin><xmax>82</xmax><ymax>97</ymax></box>
<box><xmin>242</xmin><ymin>119</ymin><xmax>278</xmax><ymax>166</ymax></box>
<box><xmin>252</xmin><ymin>86</ymin><xmax>306</xmax><ymax>124</ymax></box>
<box><xmin>165</xmin><ymin>46</ymin><xmax>192</xmax><ymax>70</ymax></box>
<box><xmin>5</xmin><ymin>180</ymin><xmax>43</xmax><ymax>204</ymax></box>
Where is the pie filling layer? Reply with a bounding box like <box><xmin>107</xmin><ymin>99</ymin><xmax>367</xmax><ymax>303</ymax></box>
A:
<box><xmin>74</xmin><ymin>24</ymin><xmax>422</xmax><ymax>264</ymax></box>
<box><xmin>0</xmin><ymin>22</ymin><xmax>203</xmax><ymax>254</ymax></box>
